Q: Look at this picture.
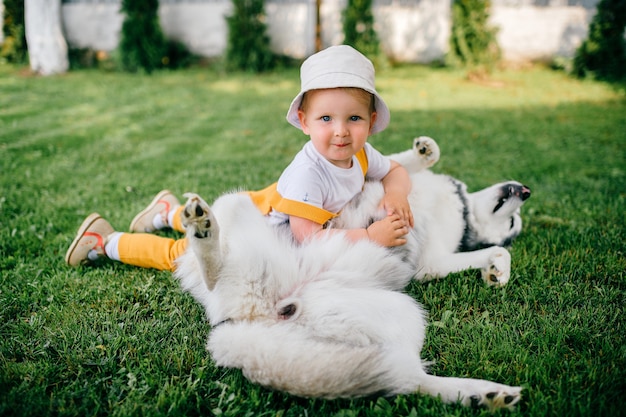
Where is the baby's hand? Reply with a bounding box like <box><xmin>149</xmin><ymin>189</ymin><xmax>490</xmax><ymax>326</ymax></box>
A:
<box><xmin>366</xmin><ymin>214</ymin><xmax>409</xmax><ymax>247</ymax></box>
<box><xmin>380</xmin><ymin>192</ymin><xmax>414</xmax><ymax>228</ymax></box>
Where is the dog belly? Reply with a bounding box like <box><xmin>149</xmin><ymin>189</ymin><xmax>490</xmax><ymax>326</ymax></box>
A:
<box><xmin>407</xmin><ymin>174</ymin><xmax>466</xmax><ymax>273</ymax></box>
<box><xmin>207</xmin><ymin>288</ymin><xmax>428</xmax><ymax>399</ymax></box>
<box><xmin>295</xmin><ymin>284</ymin><xmax>427</xmax><ymax>347</ymax></box>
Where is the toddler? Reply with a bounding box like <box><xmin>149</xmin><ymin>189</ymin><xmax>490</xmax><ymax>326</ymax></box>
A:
<box><xmin>66</xmin><ymin>45</ymin><xmax>413</xmax><ymax>271</ymax></box>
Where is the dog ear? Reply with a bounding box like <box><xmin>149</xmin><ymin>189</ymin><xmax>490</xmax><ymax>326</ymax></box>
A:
<box><xmin>276</xmin><ymin>298</ymin><xmax>302</xmax><ymax>321</ymax></box>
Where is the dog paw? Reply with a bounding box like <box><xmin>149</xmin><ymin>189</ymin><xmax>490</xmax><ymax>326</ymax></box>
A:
<box><xmin>413</xmin><ymin>136</ymin><xmax>440</xmax><ymax>168</ymax></box>
<box><xmin>481</xmin><ymin>247</ymin><xmax>511</xmax><ymax>287</ymax></box>
<box><xmin>181</xmin><ymin>193</ymin><xmax>216</xmax><ymax>239</ymax></box>
<box><xmin>468</xmin><ymin>385</ymin><xmax>522</xmax><ymax>412</ymax></box>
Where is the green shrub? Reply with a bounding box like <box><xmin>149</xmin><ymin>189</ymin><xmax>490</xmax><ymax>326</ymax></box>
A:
<box><xmin>573</xmin><ymin>0</ymin><xmax>626</xmax><ymax>81</ymax></box>
<box><xmin>342</xmin><ymin>0</ymin><xmax>386</xmax><ymax>67</ymax></box>
<box><xmin>1</xmin><ymin>0</ymin><xmax>26</xmax><ymax>64</ymax></box>
<box><xmin>163</xmin><ymin>39</ymin><xmax>196</xmax><ymax>70</ymax></box>
<box><xmin>68</xmin><ymin>48</ymin><xmax>99</xmax><ymax>70</ymax></box>
<box><xmin>119</xmin><ymin>0</ymin><xmax>167</xmax><ymax>73</ymax></box>
<box><xmin>449</xmin><ymin>0</ymin><xmax>501</xmax><ymax>76</ymax></box>
<box><xmin>225</xmin><ymin>0</ymin><xmax>275</xmax><ymax>72</ymax></box>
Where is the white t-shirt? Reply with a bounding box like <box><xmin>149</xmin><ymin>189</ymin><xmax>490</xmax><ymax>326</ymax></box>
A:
<box><xmin>267</xmin><ymin>141</ymin><xmax>391</xmax><ymax>225</ymax></box>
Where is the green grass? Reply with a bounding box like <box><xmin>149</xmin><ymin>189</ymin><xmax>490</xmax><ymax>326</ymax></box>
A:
<box><xmin>1</xmin><ymin>63</ymin><xmax>625</xmax><ymax>417</ymax></box>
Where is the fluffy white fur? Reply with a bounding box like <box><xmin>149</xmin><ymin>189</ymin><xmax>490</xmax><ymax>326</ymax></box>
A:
<box><xmin>173</xmin><ymin>137</ymin><xmax>528</xmax><ymax>410</ymax></box>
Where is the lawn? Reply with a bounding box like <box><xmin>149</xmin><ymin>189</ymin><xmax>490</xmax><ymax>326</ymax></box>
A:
<box><xmin>0</xmin><ymin>62</ymin><xmax>624</xmax><ymax>417</ymax></box>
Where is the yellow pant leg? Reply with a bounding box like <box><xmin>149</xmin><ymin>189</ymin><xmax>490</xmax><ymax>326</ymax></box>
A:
<box><xmin>171</xmin><ymin>205</ymin><xmax>185</xmax><ymax>233</ymax></box>
<box><xmin>118</xmin><ymin>233</ymin><xmax>187</xmax><ymax>272</ymax></box>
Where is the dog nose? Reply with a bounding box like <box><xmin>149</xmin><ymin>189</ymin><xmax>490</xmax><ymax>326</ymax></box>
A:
<box><xmin>520</xmin><ymin>185</ymin><xmax>531</xmax><ymax>201</ymax></box>
<box><xmin>504</xmin><ymin>184</ymin><xmax>531</xmax><ymax>201</ymax></box>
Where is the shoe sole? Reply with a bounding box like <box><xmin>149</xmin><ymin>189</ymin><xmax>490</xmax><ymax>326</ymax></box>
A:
<box><xmin>65</xmin><ymin>212</ymin><xmax>102</xmax><ymax>266</ymax></box>
<box><xmin>129</xmin><ymin>190</ymin><xmax>173</xmax><ymax>232</ymax></box>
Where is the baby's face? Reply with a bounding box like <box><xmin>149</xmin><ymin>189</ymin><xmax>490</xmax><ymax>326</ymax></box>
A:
<box><xmin>297</xmin><ymin>88</ymin><xmax>377</xmax><ymax>169</ymax></box>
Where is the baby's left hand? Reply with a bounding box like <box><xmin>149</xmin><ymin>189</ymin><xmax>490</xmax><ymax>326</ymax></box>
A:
<box><xmin>381</xmin><ymin>192</ymin><xmax>414</xmax><ymax>228</ymax></box>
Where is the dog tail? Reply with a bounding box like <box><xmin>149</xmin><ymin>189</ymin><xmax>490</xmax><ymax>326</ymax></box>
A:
<box><xmin>207</xmin><ymin>320</ymin><xmax>423</xmax><ymax>399</ymax></box>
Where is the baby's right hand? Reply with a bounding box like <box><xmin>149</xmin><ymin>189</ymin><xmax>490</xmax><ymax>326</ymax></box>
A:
<box><xmin>366</xmin><ymin>214</ymin><xmax>409</xmax><ymax>247</ymax></box>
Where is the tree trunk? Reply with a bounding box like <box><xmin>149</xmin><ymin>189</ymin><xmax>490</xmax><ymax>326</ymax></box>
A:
<box><xmin>25</xmin><ymin>0</ymin><xmax>69</xmax><ymax>75</ymax></box>
<box><xmin>0</xmin><ymin>0</ymin><xmax>4</xmax><ymax>46</ymax></box>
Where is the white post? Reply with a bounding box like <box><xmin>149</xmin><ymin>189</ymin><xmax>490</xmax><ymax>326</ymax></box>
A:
<box><xmin>25</xmin><ymin>0</ymin><xmax>69</xmax><ymax>75</ymax></box>
<box><xmin>0</xmin><ymin>0</ymin><xmax>5</xmax><ymax>45</ymax></box>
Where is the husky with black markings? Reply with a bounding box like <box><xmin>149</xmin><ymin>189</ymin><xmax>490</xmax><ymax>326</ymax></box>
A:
<box><xmin>336</xmin><ymin>136</ymin><xmax>532</xmax><ymax>286</ymax></box>
<box><xmin>172</xmin><ymin>137</ymin><xmax>528</xmax><ymax>410</ymax></box>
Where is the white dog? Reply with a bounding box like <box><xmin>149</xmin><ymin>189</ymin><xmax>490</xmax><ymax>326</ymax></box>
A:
<box><xmin>173</xmin><ymin>138</ymin><xmax>527</xmax><ymax>410</ymax></box>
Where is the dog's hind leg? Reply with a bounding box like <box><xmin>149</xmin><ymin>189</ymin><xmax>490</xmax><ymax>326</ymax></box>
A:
<box><xmin>415</xmin><ymin>373</ymin><xmax>522</xmax><ymax>411</ymax></box>
<box><xmin>179</xmin><ymin>193</ymin><xmax>222</xmax><ymax>291</ymax></box>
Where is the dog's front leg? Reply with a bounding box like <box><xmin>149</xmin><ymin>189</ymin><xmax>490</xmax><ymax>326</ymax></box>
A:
<box><xmin>388</xmin><ymin>136</ymin><xmax>440</xmax><ymax>172</ymax></box>
<box><xmin>423</xmin><ymin>247</ymin><xmax>511</xmax><ymax>287</ymax></box>
<box><xmin>181</xmin><ymin>193</ymin><xmax>222</xmax><ymax>291</ymax></box>
<box><xmin>480</xmin><ymin>247</ymin><xmax>511</xmax><ymax>286</ymax></box>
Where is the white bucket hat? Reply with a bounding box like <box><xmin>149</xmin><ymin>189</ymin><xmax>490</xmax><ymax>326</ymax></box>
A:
<box><xmin>286</xmin><ymin>45</ymin><xmax>390</xmax><ymax>135</ymax></box>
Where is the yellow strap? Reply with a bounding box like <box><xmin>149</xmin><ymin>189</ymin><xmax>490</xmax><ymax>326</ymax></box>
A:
<box><xmin>247</xmin><ymin>183</ymin><xmax>337</xmax><ymax>224</ymax></box>
<box><xmin>273</xmin><ymin>194</ymin><xmax>338</xmax><ymax>224</ymax></box>
<box><xmin>247</xmin><ymin>148</ymin><xmax>369</xmax><ymax>225</ymax></box>
<box><xmin>355</xmin><ymin>147</ymin><xmax>368</xmax><ymax>176</ymax></box>
<box><xmin>247</xmin><ymin>183</ymin><xmax>277</xmax><ymax>215</ymax></box>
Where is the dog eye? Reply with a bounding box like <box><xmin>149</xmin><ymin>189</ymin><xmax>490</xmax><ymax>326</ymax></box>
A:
<box><xmin>510</xmin><ymin>217</ymin><xmax>515</xmax><ymax>229</ymax></box>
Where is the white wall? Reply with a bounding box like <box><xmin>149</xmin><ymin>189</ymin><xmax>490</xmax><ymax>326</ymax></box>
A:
<box><xmin>62</xmin><ymin>1</ymin><xmax>231</xmax><ymax>57</ymax></box>
<box><xmin>376</xmin><ymin>0</ymin><xmax>451</xmax><ymax>63</ymax></box>
<box><xmin>159</xmin><ymin>1</ymin><xmax>231</xmax><ymax>57</ymax></box>
<box><xmin>62</xmin><ymin>3</ymin><xmax>122</xmax><ymax>51</ymax></box>
<box><xmin>266</xmin><ymin>0</ymin><xmax>316</xmax><ymax>58</ymax></box>
<box><xmin>59</xmin><ymin>0</ymin><xmax>452</xmax><ymax>63</ymax></box>
<box><xmin>490</xmin><ymin>0</ymin><xmax>597</xmax><ymax>62</ymax></box>
<box><xmin>56</xmin><ymin>0</ymin><xmax>599</xmax><ymax>64</ymax></box>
